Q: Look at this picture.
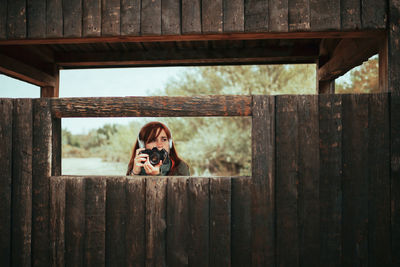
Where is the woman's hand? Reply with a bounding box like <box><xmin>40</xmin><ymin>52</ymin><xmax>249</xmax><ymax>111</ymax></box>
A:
<box><xmin>132</xmin><ymin>148</ymin><xmax>147</xmax><ymax>175</ymax></box>
<box><xmin>143</xmin><ymin>159</ymin><xmax>163</xmax><ymax>175</ymax></box>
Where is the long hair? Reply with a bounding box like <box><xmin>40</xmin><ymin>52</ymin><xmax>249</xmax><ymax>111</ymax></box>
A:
<box><xmin>126</xmin><ymin>121</ymin><xmax>183</xmax><ymax>175</ymax></box>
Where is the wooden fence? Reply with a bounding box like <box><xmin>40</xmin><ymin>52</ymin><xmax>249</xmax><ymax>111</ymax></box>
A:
<box><xmin>0</xmin><ymin>93</ymin><xmax>399</xmax><ymax>266</ymax></box>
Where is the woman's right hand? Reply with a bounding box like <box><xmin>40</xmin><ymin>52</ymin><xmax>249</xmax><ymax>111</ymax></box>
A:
<box><xmin>132</xmin><ymin>148</ymin><xmax>148</xmax><ymax>175</ymax></box>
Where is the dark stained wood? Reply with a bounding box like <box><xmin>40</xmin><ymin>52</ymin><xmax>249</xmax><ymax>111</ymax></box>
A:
<box><xmin>7</xmin><ymin>0</ymin><xmax>26</xmax><ymax>39</ymax></box>
<box><xmin>12</xmin><ymin>98</ymin><xmax>32</xmax><ymax>267</ymax></box>
<box><xmin>341</xmin><ymin>0</ymin><xmax>361</xmax><ymax>30</ymax></box>
<box><xmin>244</xmin><ymin>0</ymin><xmax>268</xmax><ymax>32</ymax></box>
<box><xmin>223</xmin><ymin>0</ymin><xmax>244</xmax><ymax>32</ymax></box>
<box><xmin>51</xmin><ymin>117</ymin><xmax>61</xmax><ymax>176</ymax></box>
<box><xmin>318</xmin><ymin>94</ymin><xmax>342</xmax><ymax>266</ymax></box>
<box><xmin>0</xmin><ymin>99</ymin><xmax>12</xmax><ymax>267</ymax></box>
<box><xmin>84</xmin><ymin>178</ymin><xmax>106</xmax><ymax>266</ymax></box>
<box><xmin>141</xmin><ymin>0</ymin><xmax>161</xmax><ymax>35</ymax></box>
<box><xmin>102</xmin><ymin>0</ymin><xmax>120</xmax><ymax>36</ymax></box>
<box><xmin>162</xmin><ymin>0</ymin><xmax>180</xmax><ymax>35</ymax></box>
<box><xmin>288</xmin><ymin>0</ymin><xmax>310</xmax><ymax>31</ymax></box>
<box><xmin>50</xmin><ymin>177</ymin><xmax>65</xmax><ymax>266</ymax></box>
<box><xmin>83</xmin><ymin>0</ymin><xmax>101</xmax><ymax>37</ymax></box>
<box><xmin>379</xmin><ymin>35</ymin><xmax>389</xmax><ymax>92</ymax></box>
<box><xmin>361</xmin><ymin>0</ymin><xmax>387</xmax><ymax>29</ymax></box>
<box><xmin>342</xmin><ymin>94</ymin><xmax>369</xmax><ymax>266</ymax></box>
<box><xmin>63</xmin><ymin>0</ymin><xmax>82</xmax><ymax>37</ymax></box>
<box><xmin>389</xmin><ymin>0</ymin><xmax>400</xmax><ymax>94</ymax></box>
<box><xmin>41</xmin><ymin>86</ymin><xmax>59</xmax><ymax>97</ymax></box>
<box><xmin>251</xmin><ymin>95</ymin><xmax>275</xmax><ymax>266</ymax></box>
<box><xmin>167</xmin><ymin>177</ymin><xmax>189</xmax><ymax>266</ymax></box>
<box><xmin>269</xmin><ymin>0</ymin><xmax>288</xmax><ymax>32</ymax></box>
<box><xmin>121</xmin><ymin>0</ymin><xmax>140</xmax><ymax>35</ymax></box>
<box><xmin>276</xmin><ymin>95</ymin><xmax>299</xmax><ymax>266</ymax></box>
<box><xmin>0</xmin><ymin>0</ymin><xmax>6</xmax><ymax>39</ymax></box>
<box><xmin>46</xmin><ymin>0</ymin><xmax>63</xmax><ymax>38</ymax></box>
<box><xmin>202</xmin><ymin>0</ymin><xmax>223</xmax><ymax>33</ymax></box>
<box><xmin>182</xmin><ymin>0</ymin><xmax>201</xmax><ymax>34</ymax></box>
<box><xmin>125</xmin><ymin>177</ymin><xmax>145</xmax><ymax>266</ymax></box>
<box><xmin>231</xmin><ymin>177</ymin><xmax>251</xmax><ymax>266</ymax></box>
<box><xmin>188</xmin><ymin>178</ymin><xmax>209</xmax><ymax>267</ymax></box>
<box><xmin>51</xmin><ymin>96</ymin><xmax>252</xmax><ymax>118</ymax></box>
<box><xmin>65</xmin><ymin>177</ymin><xmax>85</xmax><ymax>267</ymax></box>
<box><xmin>146</xmin><ymin>177</ymin><xmax>167</xmax><ymax>266</ymax></box>
<box><xmin>32</xmin><ymin>99</ymin><xmax>52</xmax><ymax>266</ymax></box>
<box><xmin>27</xmin><ymin>0</ymin><xmax>46</xmax><ymax>38</ymax></box>
<box><xmin>106</xmin><ymin>177</ymin><xmax>126</xmax><ymax>266</ymax></box>
<box><xmin>310</xmin><ymin>0</ymin><xmax>340</xmax><ymax>31</ymax></box>
<box><xmin>318</xmin><ymin>80</ymin><xmax>335</xmax><ymax>94</ymax></box>
<box><xmin>368</xmin><ymin>94</ymin><xmax>391</xmax><ymax>265</ymax></box>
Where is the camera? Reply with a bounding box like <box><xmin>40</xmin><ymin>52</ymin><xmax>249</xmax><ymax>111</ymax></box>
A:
<box><xmin>140</xmin><ymin>148</ymin><xmax>168</xmax><ymax>166</ymax></box>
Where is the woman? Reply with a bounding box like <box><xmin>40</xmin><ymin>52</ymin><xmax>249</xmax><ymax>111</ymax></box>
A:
<box><xmin>126</xmin><ymin>121</ymin><xmax>190</xmax><ymax>176</ymax></box>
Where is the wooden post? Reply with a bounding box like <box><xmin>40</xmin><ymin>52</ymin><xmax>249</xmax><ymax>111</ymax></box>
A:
<box><xmin>379</xmin><ymin>33</ymin><xmax>388</xmax><ymax>92</ymax></box>
<box><xmin>41</xmin><ymin>68</ymin><xmax>59</xmax><ymax>97</ymax></box>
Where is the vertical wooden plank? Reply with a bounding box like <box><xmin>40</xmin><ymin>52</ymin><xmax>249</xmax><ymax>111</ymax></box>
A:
<box><xmin>141</xmin><ymin>0</ymin><xmax>161</xmax><ymax>35</ymax></box>
<box><xmin>368</xmin><ymin>94</ymin><xmax>391</xmax><ymax>265</ymax></box>
<box><xmin>46</xmin><ymin>0</ymin><xmax>63</xmax><ymax>38</ymax></box>
<box><xmin>269</xmin><ymin>0</ymin><xmax>288</xmax><ymax>32</ymax></box>
<box><xmin>251</xmin><ymin>95</ymin><xmax>275</xmax><ymax>266</ymax></box>
<box><xmin>102</xmin><ymin>0</ymin><xmax>120</xmax><ymax>36</ymax></box>
<box><xmin>12</xmin><ymin>98</ymin><xmax>32</xmax><ymax>267</ymax></box>
<box><xmin>379</xmin><ymin>36</ymin><xmax>389</xmax><ymax>92</ymax></box>
<box><xmin>276</xmin><ymin>95</ymin><xmax>299</xmax><ymax>267</ymax></box>
<box><xmin>361</xmin><ymin>0</ymin><xmax>387</xmax><ymax>29</ymax></box>
<box><xmin>83</xmin><ymin>0</ymin><xmax>101</xmax><ymax>37</ymax></box>
<box><xmin>389</xmin><ymin>0</ymin><xmax>400</xmax><ymax>94</ymax></box>
<box><xmin>0</xmin><ymin>99</ymin><xmax>12</xmax><ymax>267</ymax></box>
<box><xmin>84</xmin><ymin>178</ymin><xmax>106</xmax><ymax>267</ymax></box>
<box><xmin>121</xmin><ymin>0</ymin><xmax>140</xmax><ymax>35</ymax></box>
<box><xmin>188</xmin><ymin>178</ymin><xmax>209</xmax><ymax>267</ymax></box>
<box><xmin>125</xmin><ymin>177</ymin><xmax>145</xmax><ymax>266</ymax></box>
<box><xmin>223</xmin><ymin>0</ymin><xmax>244</xmax><ymax>32</ymax></box>
<box><xmin>288</xmin><ymin>0</ymin><xmax>310</xmax><ymax>31</ymax></box>
<box><xmin>319</xmin><ymin>94</ymin><xmax>342</xmax><ymax>266</ymax></box>
<box><xmin>392</xmin><ymin>92</ymin><xmax>400</xmax><ymax>266</ymax></box>
<box><xmin>65</xmin><ymin>177</ymin><xmax>85</xmax><ymax>267</ymax></box>
<box><xmin>244</xmin><ymin>0</ymin><xmax>268</xmax><ymax>32</ymax></box>
<box><xmin>63</xmin><ymin>0</ymin><xmax>82</xmax><ymax>37</ymax></box>
<box><xmin>310</xmin><ymin>0</ymin><xmax>340</xmax><ymax>31</ymax></box>
<box><xmin>146</xmin><ymin>177</ymin><xmax>167</xmax><ymax>266</ymax></box>
<box><xmin>52</xmin><ymin>117</ymin><xmax>61</xmax><ymax>176</ymax></box>
<box><xmin>162</xmin><ymin>0</ymin><xmax>180</xmax><ymax>35</ymax></box>
<box><xmin>27</xmin><ymin>0</ymin><xmax>46</xmax><ymax>38</ymax></box>
<box><xmin>7</xmin><ymin>0</ymin><xmax>27</xmax><ymax>39</ymax></box>
<box><xmin>297</xmin><ymin>95</ymin><xmax>320</xmax><ymax>266</ymax></box>
<box><xmin>341</xmin><ymin>0</ymin><xmax>361</xmax><ymax>30</ymax></box>
<box><xmin>32</xmin><ymin>99</ymin><xmax>52</xmax><ymax>267</ymax></box>
<box><xmin>231</xmin><ymin>177</ymin><xmax>251</xmax><ymax>267</ymax></box>
<box><xmin>182</xmin><ymin>0</ymin><xmax>201</xmax><ymax>34</ymax></box>
<box><xmin>342</xmin><ymin>94</ymin><xmax>369</xmax><ymax>266</ymax></box>
<box><xmin>106</xmin><ymin>177</ymin><xmax>126</xmax><ymax>267</ymax></box>
<box><xmin>202</xmin><ymin>0</ymin><xmax>223</xmax><ymax>33</ymax></box>
<box><xmin>50</xmin><ymin>177</ymin><xmax>66</xmax><ymax>266</ymax></box>
<box><xmin>167</xmin><ymin>177</ymin><xmax>189</xmax><ymax>266</ymax></box>
<box><xmin>0</xmin><ymin>0</ymin><xmax>6</xmax><ymax>39</ymax></box>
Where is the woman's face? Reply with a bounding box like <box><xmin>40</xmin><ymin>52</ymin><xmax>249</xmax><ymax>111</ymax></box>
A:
<box><xmin>145</xmin><ymin>129</ymin><xmax>170</xmax><ymax>153</ymax></box>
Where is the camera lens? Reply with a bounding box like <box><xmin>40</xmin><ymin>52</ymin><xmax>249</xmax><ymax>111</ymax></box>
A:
<box><xmin>149</xmin><ymin>153</ymin><xmax>160</xmax><ymax>165</ymax></box>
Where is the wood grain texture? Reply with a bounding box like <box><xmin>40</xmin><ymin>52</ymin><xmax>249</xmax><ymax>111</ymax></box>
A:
<box><xmin>361</xmin><ymin>0</ymin><xmax>387</xmax><ymax>29</ymax></box>
<box><xmin>27</xmin><ymin>0</ymin><xmax>46</xmax><ymax>38</ymax></box>
<box><xmin>244</xmin><ymin>0</ymin><xmax>268</xmax><ymax>32</ymax></box>
<box><xmin>50</xmin><ymin>177</ymin><xmax>65</xmax><ymax>266</ymax></box>
<box><xmin>389</xmin><ymin>0</ymin><xmax>400</xmax><ymax>93</ymax></box>
<box><xmin>341</xmin><ymin>0</ymin><xmax>361</xmax><ymax>30</ymax></box>
<box><xmin>269</xmin><ymin>0</ymin><xmax>288</xmax><ymax>32</ymax></box>
<box><xmin>46</xmin><ymin>0</ymin><xmax>63</xmax><ymax>38</ymax></box>
<box><xmin>223</xmin><ymin>0</ymin><xmax>244</xmax><ymax>32</ymax></box>
<box><xmin>7</xmin><ymin>0</ymin><xmax>26</xmax><ymax>39</ymax></box>
<box><xmin>102</xmin><ymin>0</ymin><xmax>120</xmax><ymax>36</ymax></box>
<box><xmin>288</xmin><ymin>0</ymin><xmax>310</xmax><ymax>31</ymax></box>
<box><xmin>0</xmin><ymin>99</ymin><xmax>12</xmax><ymax>267</ymax></box>
<box><xmin>162</xmin><ymin>0</ymin><xmax>180</xmax><ymax>35</ymax></box>
<box><xmin>141</xmin><ymin>0</ymin><xmax>161</xmax><ymax>35</ymax></box>
<box><xmin>121</xmin><ymin>0</ymin><xmax>140</xmax><ymax>35</ymax></box>
<box><xmin>63</xmin><ymin>0</ymin><xmax>82</xmax><ymax>37</ymax></box>
<box><xmin>51</xmin><ymin>117</ymin><xmax>61</xmax><ymax>176</ymax></box>
<box><xmin>83</xmin><ymin>0</ymin><xmax>101</xmax><ymax>37</ymax></box>
<box><xmin>182</xmin><ymin>0</ymin><xmax>201</xmax><ymax>34</ymax></box>
<box><xmin>310</xmin><ymin>0</ymin><xmax>340</xmax><ymax>31</ymax></box>
<box><xmin>0</xmin><ymin>0</ymin><xmax>6</xmax><ymax>39</ymax></box>
<box><xmin>202</xmin><ymin>0</ymin><xmax>223</xmax><ymax>33</ymax></box>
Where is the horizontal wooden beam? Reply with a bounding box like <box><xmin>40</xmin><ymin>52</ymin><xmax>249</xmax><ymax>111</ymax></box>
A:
<box><xmin>52</xmin><ymin>176</ymin><xmax>250</xmax><ymax>180</ymax></box>
<box><xmin>50</xmin><ymin>96</ymin><xmax>253</xmax><ymax>118</ymax></box>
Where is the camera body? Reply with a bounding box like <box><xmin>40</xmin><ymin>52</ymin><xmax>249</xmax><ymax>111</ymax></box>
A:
<box><xmin>140</xmin><ymin>147</ymin><xmax>168</xmax><ymax>166</ymax></box>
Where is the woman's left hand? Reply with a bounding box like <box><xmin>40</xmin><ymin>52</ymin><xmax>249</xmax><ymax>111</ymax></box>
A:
<box><xmin>143</xmin><ymin>158</ymin><xmax>163</xmax><ymax>175</ymax></box>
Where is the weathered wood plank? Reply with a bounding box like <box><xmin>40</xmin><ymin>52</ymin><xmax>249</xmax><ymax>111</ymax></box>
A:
<box><xmin>146</xmin><ymin>177</ymin><xmax>167</xmax><ymax>266</ymax></box>
<box><xmin>188</xmin><ymin>178</ymin><xmax>209</xmax><ymax>267</ymax></box>
<box><xmin>342</xmin><ymin>94</ymin><xmax>369</xmax><ymax>266</ymax></box>
<box><xmin>223</xmin><ymin>0</ymin><xmax>244</xmax><ymax>32</ymax></box>
<box><xmin>318</xmin><ymin>94</ymin><xmax>342</xmax><ymax>266</ymax></box>
<box><xmin>231</xmin><ymin>177</ymin><xmax>251</xmax><ymax>266</ymax></box>
<box><xmin>389</xmin><ymin>0</ymin><xmax>400</xmax><ymax>94</ymax></box>
<box><xmin>51</xmin><ymin>96</ymin><xmax>252</xmax><ymax>118</ymax></box>
<box><xmin>0</xmin><ymin>99</ymin><xmax>12</xmax><ymax>267</ymax></box>
<box><xmin>368</xmin><ymin>94</ymin><xmax>391</xmax><ymax>265</ymax></box>
<box><xmin>276</xmin><ymin>95</ymin><xmax>299</xmax><ymax>266</ymax></box>
<box><xmin>27</xmin><ymin>0</ymin><xmax>46</xmax><ymax>38</ymax></box>
<box><xmin>84</xmin><ymin>178</ymin><xmax>106</xmax><ymax>266</ymax></box>
<box><xmin>0</xmin><ymin>0</ymin><xmax>6</xmax><ymax>39</ymax></box>
<box><xmin>289</xmin><ymin>0</ymin><xmax>310</xmax><ymax>31</ymax></box>
<box><xmin>121</xmin><ymin>0</ymin><xmax>140</xmax><ymax>35</ymax></box>
<box><xmin>7</xmin><ymin>0</ymin><xmax>26</xmax><ymax>39</ymax></box>
<box><xmin>182</xmin><ymin>0</ymin><xmax>201</xmax><ymax>34</ymax></box>
<box><xmin>202</xmin><ymin>0</ymin><xmax>223</xmax><ymax>33</ymax></box>
<box><xmin>106</xmin><ymin>177</ymin><xmax>126</xmax><ymax>266</ymax></box>
<box><xmin>102</xmin><ymin>0</ymin><xmax>120</xmax><ymax>36</ymax></box>
<box><xmin>310</xmin><ymin>0</ymin><xmax>340</xmax><ymax>31</ymax></box>
<box><xmin>162</xmin><ymin>0</ymin><xmax>180</xmax><ymax>35</ymax></box>
<box><xmin>141</xmin><ymin>0</ymin><xmax>161</xmax><ymax>35</ymax></box>
<box><xmin>361</xmin><ymin>0</ymin><xmax>387</xmax><ymax>29</ymax></box>
<box><xmin>32</xmin><ymin>99</ymin><xmax>52</xmax><ymax>267</ymax></box>
<box><xmin>52</xmin><ymin>117</ymin><xmax>61</xmax><ymax>176</ymax></box>
<box><xmin>251</xmin><ymin>95</ymin><xmax>275</xmax><ymax>266</ymax></box>
<box><xmin>341</xmin><ymin>0</ymin><xmax>361</xmax><ymax>30</ymax></box>
<box><xmin>63</xmin><ymin>0</ymin><xmax>82</xmax><ymax>37</ymax></box>
<box><xmin>12</xmin><ymin>98</ymin><xmax>32</xmax><ymax>267</ymax></box>
<box><xmin>46</xmin><ymin>0</ymin><xmax>63</xmax><ymax>38</ymax></box>
<box><xmin>244</xmin><ymin>0</ymin><xmax>268</xmax><ymax>32</ymax></box>
<box><xmin>125</xmin><ymin>177</ymin><xmax>145</xmax><ymax>266</ymax></box>
<box><xmin>167</xmin><ymin>177</ymin><xmax>189</xmax><ymax>266</ymax></box>
<box><xmin>65</xmin><ymin>177</ymin><xmax>85</xmax><ymax>267</ymax></box>
<box><xmin>83</xmin><ymin>0</ymin><xmax>101</xmax><ymax>37</ymax></box>
<box><xmin>50</xmin><ymin>177</ymin><xmax>65</xmax><ymax>266</ymax></box>
<box><xmin>269</xmin><ymin>0</ymin><xmax>288</xmax><ymax>32</ymax></box>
